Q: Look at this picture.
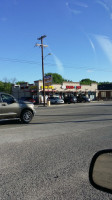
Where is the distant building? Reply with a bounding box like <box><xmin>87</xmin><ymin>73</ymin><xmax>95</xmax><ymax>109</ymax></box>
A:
<box><xmin>12</xmin><ymin>80</ymin><xmax>98</xmax><ymax>104</ymax></box>
<box><xmin>98</xmin><ymin>84</ymin><xmax>112</xmax><ymax>100</ymax></box>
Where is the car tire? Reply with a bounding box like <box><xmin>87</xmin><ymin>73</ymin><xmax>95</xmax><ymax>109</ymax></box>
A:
<box><xmin>20</xmin><ymin>110</ymin><xmax>33</xmax><ymax>123</ymax></box>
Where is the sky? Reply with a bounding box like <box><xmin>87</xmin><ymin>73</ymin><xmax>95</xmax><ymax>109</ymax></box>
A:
<box><xmin>0</xmin><ymin>0</ymin><xmax>112</xmax><ymax>83</ymax></box>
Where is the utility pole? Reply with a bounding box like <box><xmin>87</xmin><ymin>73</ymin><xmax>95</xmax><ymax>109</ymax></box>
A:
<box><xmin>35</xmin><ymin>35</ymin><xmax>48</xmax><ymax>106</ymax></box>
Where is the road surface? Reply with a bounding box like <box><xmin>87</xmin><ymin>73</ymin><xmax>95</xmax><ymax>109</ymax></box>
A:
<box><xmin>0</xmin><ymin>102</ymin><xmax>112</xmax><ymax>199</ymax></box>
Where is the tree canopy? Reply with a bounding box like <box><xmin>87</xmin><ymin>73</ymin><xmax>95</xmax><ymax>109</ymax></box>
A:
<box><xmin>0</xmin><ymin>81</ymin><xmax>12</xmax><ymax>94</ymax></box>
<box><xmin>98</xmin><ymin>81</ymin><xmax>112</xmax><ymax>85</ymax></box>
<box><xmin>0</xmin><ymin>80</ymin><xmax>26</xmax><ymax>93</ymax></box>
<box><xmin>16</xmin><ymin>81</ymin><xmax>26</xmax><ymax>85</ymax></box>
<box><xmin>1</xmin><ymin>75</ymin><xmax>112</xmax><ymax>94</ymax></box>
<box><xmin>45</xmin><ymin>73</ymin><xmax>72</xmax><ymax>84</ymax></box>
<box><xmin>80</xmin><ymin>78</ymin><xmax>97</xmax><ymax>85</ymax></box>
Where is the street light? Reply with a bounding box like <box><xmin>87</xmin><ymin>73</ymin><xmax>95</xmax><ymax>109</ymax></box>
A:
<box><xmin>44</xmin><ymin>53</ymin><xmax>52</xmax><ymax>60</ymax></box>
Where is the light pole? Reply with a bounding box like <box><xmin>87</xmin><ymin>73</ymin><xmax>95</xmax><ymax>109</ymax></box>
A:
<box><xmin>44</xmin><ymin>53</ymin><xmax>52</xmax><ymax>60</ymax></box>
<box><xmin>35</xmin><ymin>35</ymin><xmax>48</xmax><ymax>106</ymax></box>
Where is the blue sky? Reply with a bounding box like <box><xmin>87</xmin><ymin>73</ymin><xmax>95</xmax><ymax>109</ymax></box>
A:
<box><xmin>0</xmin><ymin>0</ymin><xmax>112</xmax><ymax>83</ymax></box>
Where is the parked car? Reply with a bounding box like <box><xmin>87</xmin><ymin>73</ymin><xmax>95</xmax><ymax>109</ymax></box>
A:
<box><xmin>20</xmin><ymin>97</ymin><xmax>36</xmax><ymax>104</ymax></box>
<box><xmin>48</xmin><ymin>96</ymin><xmax>64</xmax><ymax>104</ymax></box>
<box><xmin>0</xmin><ymin>92</ymin><xmax>36</xmax><ymax>123</ymax></box>
<box><xmin>77</xmin><ymin>96</ymin><xmax>90</xmax><ymax>103</ymax></box>
<box><xmin>64</xmin><ymin>96</ymin><xmax>77</xmax><ymax>104</ymax></box>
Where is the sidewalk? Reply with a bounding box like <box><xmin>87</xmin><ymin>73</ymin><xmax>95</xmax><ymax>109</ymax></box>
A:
<box><xmin>35</xmin><ymin>100</ymin><xmax>103</xmax><ymax>109</ymax></box>
<box><xmin>35</xmin><ymin>103</ymin><xmax>66</xmax><ymax>109</ymax></box>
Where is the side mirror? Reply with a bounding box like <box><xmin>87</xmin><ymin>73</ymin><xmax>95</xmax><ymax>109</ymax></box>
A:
<box><xmin>89</xmin><ymin>149</ymin><xmax>112</xmax><ymax>194</ymax></box>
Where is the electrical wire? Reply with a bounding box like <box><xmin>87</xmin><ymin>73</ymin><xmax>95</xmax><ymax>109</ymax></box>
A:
<box><xmin>0</xmin><ymin>57</ymin><xmax>40</xmax><ymax>65</ymax></box>
<box><xmin>0</xmin><ymin>57</ymin><xmax>112</xmax><ymax>72</ymax></box>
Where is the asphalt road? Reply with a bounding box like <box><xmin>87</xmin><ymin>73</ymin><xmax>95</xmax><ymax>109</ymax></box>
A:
<box><xmin>0</xmin><ymin>102</ymin><xmax>112</xmax><ymax>200</ymax></box>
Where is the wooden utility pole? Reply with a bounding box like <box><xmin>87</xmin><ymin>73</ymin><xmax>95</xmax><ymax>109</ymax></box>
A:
<box><xmin>35</xmin><ymin>35</ymin><xmax>48</xmax><ymax>106</ymax></box>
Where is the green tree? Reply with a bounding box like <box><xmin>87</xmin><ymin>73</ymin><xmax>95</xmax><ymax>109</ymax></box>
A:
<box><xmin>98</xmin><ymin>81</ymin><xmax>112</xmax><ymax>85</ymax></box>
<box><xmin>80</xmin><ymin>78</ymin><xmax>97</xmax><ymax>85</ymax></box>
<box><xmin>4</xmin><ymin>82</ymin><xmax>12</xmax><ymax>93</ymax></box>
<box><xmin>16</xmin><ymin>81</ymin><xmax>26</xmax><ymax>85</ymax></box>
<box><xmin>45</xmin><ymin>73</ymin><xmax>72</xmax><ymax>84</ymax></box>
<box><xmin>0</xmin><ymin>81</ymin><xmax>12</xmax><ymax>93</ymax></box>
<box><xmin>45</xmin><ymin>73</ymin><xmax>64</xmax><ymax>84</ymax></box>
<box><xmin>0</xmin><ymin>81</ymin><xmax>5</xmax><ymax>92</ymax></box>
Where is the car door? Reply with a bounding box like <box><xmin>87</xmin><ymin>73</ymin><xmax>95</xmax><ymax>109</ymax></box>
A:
<box><xmin>0</xmin><ymin>93</ymin><xmax>21</xmax><ymax>119</ymax></box>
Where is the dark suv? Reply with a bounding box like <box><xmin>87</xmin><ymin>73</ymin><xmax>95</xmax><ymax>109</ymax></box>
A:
<box><xmin>64</xmin><ymin>96</ymin><xmax>77</xmax><ymax>104</ymax></box>
<box><xmin>0</xmin><ymin>92</ymin><xmax>36</xmax><ymax>123</ymax></box>
<box><xmin>77</xmin><ymin>96</ymin><xmax>90</xmax><ymax>103</ymax></box>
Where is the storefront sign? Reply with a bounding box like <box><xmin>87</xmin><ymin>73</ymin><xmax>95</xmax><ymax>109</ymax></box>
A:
<box><xmin>76</xmin><ymin>86</ymin><xmax>81</xmax><ymax>89</ymax></box>
<box><xmin>40</xmin><ymin>86</ymin><xmax>54</xmax><ymax>89</ymax></box>
<box><xmin>44</xmin><ymin>75</ymin><xmax>52</xmax><ymax>86</ymax></box>
<box><xmin>66</xmin><ymin>86</ymin><xmax>74</xmax><ymax>89</ymax></box>
<box><xmin>61</xmin><ymin>85</ymin><xmax>66</xmax><ymax>89</ymax></box>
<box><xmin>66</xmin><ymin>85</ymin><xmax>81</xmax><ymax>89</ymax></box>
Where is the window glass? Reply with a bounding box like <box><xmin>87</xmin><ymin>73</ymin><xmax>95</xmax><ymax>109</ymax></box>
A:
<box><xmin>101</xmin><ymin>92</ymin><xmax>106</xmax><ymax>98</ymax></box>
<box><xmin>1</xmin><ymin>94</ymin><xmax>15</xmax><ymax>104</ymax></box>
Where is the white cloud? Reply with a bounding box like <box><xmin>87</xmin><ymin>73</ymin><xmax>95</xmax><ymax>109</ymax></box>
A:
<box><xmin>71</xmin><ymin>9</ymin><xmax>82</xmax><ymax>15</ymax></box>
<box><xmin>96</xmin><ymin>0</ymin><xmax>112</xmax><ymax>19</ymax></box>
<box><xmin>87</xmin><ymin>69</ymin><xmax>94</xmax><ymax>73</ymax></box>
<box><xmin>95</xmin><ymin>34</ymin><xmax>112</xmax><ymax>64</ymax></box>
<box><xmin>74</xmin><ymin>1</ymin><xmax>88</xmax><ymax>8</ymax></box>
<box><xmin>66</xmin><ymin>2</ymin><xmax>69</xmax><ymax>6</ymax></box>
<box><xmin>66</xmin><ymin>2</ymin><xmax>81</xmax><ymax>15</ymax></box>
<box><xmin>46</xmin><ymin>45</ymin><xmax>64</xmax><ymax>73</ymax></box>
<box><xmin>85</xmin><ymin>34</ymin><xmax>96</xmax><ymax>55</ymax></box>
<box><xmin>97</xmin><ymin>0</ymin><xmax>109</xmax><ymax>11</ymax></box>
<box><xmin>89</xmin><ymin>39</ymin><xmax>96</xmax><ymax>53</ymax></box>
<box><xmin>66</xmin><ymin>0</ymin><xmax>88</xmax><ymax>14</ymax></box>
<box><xmin>53</xmin><ymin>54</ymin><xmax>64</xmax><ymax>73</ymax></box>
<box><xmin>82</xmin><ymin>31</ymin><xmax>96</xmax><ymax>54</ymax></box>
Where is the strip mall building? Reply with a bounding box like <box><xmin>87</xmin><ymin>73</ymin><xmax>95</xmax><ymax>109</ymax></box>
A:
<box><xmin>12</xmin><ymin>80</ymin><xmax>98</xmax><ymax>103</ymax></box>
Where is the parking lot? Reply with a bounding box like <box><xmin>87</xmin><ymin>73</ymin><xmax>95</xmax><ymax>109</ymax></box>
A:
<box><xmin>0</xmin><ymin>102</ymin><xmax>112</xmax><ymax>199</ymax></box>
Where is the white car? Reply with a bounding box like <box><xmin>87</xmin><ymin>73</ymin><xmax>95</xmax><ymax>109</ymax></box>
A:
<box><xmin>48</xmin><ymin>96</ymin><xmax>64</xmax><ymax>104</ymax></box>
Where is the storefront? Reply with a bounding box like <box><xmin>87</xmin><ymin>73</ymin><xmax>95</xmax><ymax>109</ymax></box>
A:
<box><xmin>98</xmin><ymin>84</ymin><xmax>112</xmax><ymax>100</ymax></box>
<box><xmin>12</xmin><ymin>80</ymin><xmax>98</xmax><ymax>103</ymax></box>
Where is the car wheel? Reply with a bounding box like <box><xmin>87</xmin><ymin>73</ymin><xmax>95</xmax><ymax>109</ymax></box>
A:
<box><xmin>20</xmin><ymin>110</ymin><xmax>33</xmax><ymax>123</ymax></box>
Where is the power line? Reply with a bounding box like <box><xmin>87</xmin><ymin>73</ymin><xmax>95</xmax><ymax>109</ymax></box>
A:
<box><xmin>0</xmin><ymin>57</ymin><xmax>41</xmax><ymax>65</ymax></box>
<box><xmin>45</xmin><ymin>62</ymin><xmax>112</xmax><ymax>72</ymax></box>
<box><xmin>0</xmin><ymin>56</ymin><xmax>112</xmax><ymax>73</ymax></box>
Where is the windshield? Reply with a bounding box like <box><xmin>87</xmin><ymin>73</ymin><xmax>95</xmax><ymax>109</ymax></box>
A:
<box><xmin>1</xmin><ymin>94</ymin><xmax>16</xmax><ymax>104</ymax></box>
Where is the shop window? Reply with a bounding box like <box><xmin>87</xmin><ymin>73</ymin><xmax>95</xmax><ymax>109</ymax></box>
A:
<box><xmin>101</xmin><ymin>92</ymin><xmax>106</xmax><ymax>98</ymax></box>
<box><xmin>110</xmin><ymin>92</ymin><xmax>112</xmax><ymax>97</ymax></box>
